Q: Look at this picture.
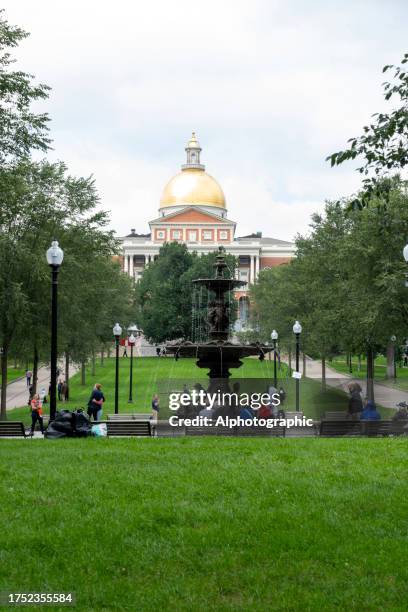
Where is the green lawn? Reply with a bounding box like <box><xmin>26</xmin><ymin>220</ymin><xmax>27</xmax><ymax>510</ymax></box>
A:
<box><xmin>2</xmin><ymin>366</ymin><xmax>26</xmax><ymax>385</ymax></box>
<box><xmin>1</xmin><ymin>438</ymin><xmax>407</xmax><ymax>610</ymax></box>
<box><xmin>7</xmin><ymin>356</ymin><xmax>372</xmax><ymax>424</ymax></box>
<box><xmin>330</xmin><ymin>355</ymin><xmax>408</xmax><ymax>391</ymax></box>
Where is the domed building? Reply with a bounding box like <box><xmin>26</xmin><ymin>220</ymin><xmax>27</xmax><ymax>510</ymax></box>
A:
<box><xmin>121</xmin><ymin>133</ymin><xmax>295</xmax><ymax>328</ymax></box>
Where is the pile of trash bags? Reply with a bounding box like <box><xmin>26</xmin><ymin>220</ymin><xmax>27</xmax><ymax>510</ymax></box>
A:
<box><xmin>45</xmin><ymin>409</ymin><xmax>99</xmax><ymax>439</ymax></box>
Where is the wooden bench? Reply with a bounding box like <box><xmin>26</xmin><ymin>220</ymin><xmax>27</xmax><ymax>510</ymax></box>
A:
<box><xmin>185</xmin><ymin>425</ymin><xmax>236</xmax><ymax>436</ymax></box>
<box><xmin>104</xmin><ymin>420</ymin><xmax>152</xmax><ymax>437</ymax></box>
<box><xmin>155</xmin><ymin>420</ymin><xmax>186</xmax><ymax>437</ymax></box>
<box><xmin>0</xmin><ymin>421</ymin><xmax>28</xmax><ymax>438</ymax></box>
<box><xmin>324</xmin><ymin>411</ymin><xmax>349</xmax><ymax>421</ymax></box>
<box><xmin>236</xmin><ymin>425</ymin><xmax>285</xmax><ymax>437</ymax></box>
<box><xmin>107</xmin><ymin>413</ymin><xmax>151</xmax><ymax>420</ymax></box>
<box><xmin>283</xmin><ymin>411</ymin><xmax>304</xmax><ymax>419</ymax></box>
<box><xmin>320</xmin><ymin>420</ymin><xmax>362</xmax><ymax>437</ymax></box>
<box><xmin>362</xmin><ymin>420</ymin><xmax>408</xmax><ymax>437</ymax></box>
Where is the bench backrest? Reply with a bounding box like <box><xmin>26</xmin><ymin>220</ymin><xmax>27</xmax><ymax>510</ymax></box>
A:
<box><xmin>320</xmin><ymin>420</ymin><xmax>361</xmax><ymax>437</ymax></box>
<box><xmin>0</xmin><ymin>421</ymin><xmax>26</xmax><ymax>437</ymax></box>
<box><xmin>236</xmin><ymin>425</ymin><xmax>285</xmax><ymax>437</ymax></box>
<box><xmin>324</xmin><ymin>411</ymin><xmax>348</xmax><ymax>421</ymax></box>
<box><xmin>106</xmin><ymin>420</ymin><xmax>151</xmax><ymax>436</ymax></box>
<box><xmin>283</xmin><ymin>411</ymin><xmax>304</xmax><ymax>419</ymax></box>
<box><xmin>362</xmin><ymin>420</ymin><xmax>408</xmax><ymax>437</ymax></box>
<box><xmin>107</xmin><ymin>414</ymin><xmax>151</xmax><ymax>421</ymax></box>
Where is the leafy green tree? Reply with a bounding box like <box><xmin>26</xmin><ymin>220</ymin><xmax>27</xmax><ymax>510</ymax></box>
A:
<box><xmin>136</xmin><ymin>243</ymin><xmax>237</xmax><ymax>343</ymax></box>
<box><xmin>0</xmin><ymin>10</ymin><xmax>50</xmax><ymax>162</ymax></box>
<box><xmin>327</xmin><ymin>54</ymin><xmax>408</xmax><ymax>196</ymax></box>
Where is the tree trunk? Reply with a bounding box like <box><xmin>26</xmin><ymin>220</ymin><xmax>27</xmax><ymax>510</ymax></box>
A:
<box><xmin>348</xmin><ymin>352</ymin><xmax>353</xmax><ymax>374</ymax></box>
<box><xmin>0</xmin><ymin>345</ymin><xmax>8</xmax><ymax>420</ymax></box>
<box><xmin>65</xmin><ymin>353</ymin><xmax>70</xmax><ymax>384</ymax></box>
<box><xmin>321</xmin><ymin>354</ymin><xmax>326</xmax><ymax>392</ymax></box>
<box><xmin>386</xmin><ymin>343</ymin><xmax>395</xmax><ymax>379</ymax></box>
<box><xmin>366</xmin><ymin>347</ymin><xmax>375</xmax><ymax>402</ymax></box>
<box><xmin>357</xmin><ymin>354</ymin><xmax>361</xmax><ymax>372</ymax></box>
<box><xmin>81</xmin><ymin>361</ymin><xmax>86</xmax><ymax>386</ymax></box>
<box><xmin>100</xmin><ymin>347</ymin><xmax>104</xmax><ymax>366</ymax></box>
<box><xmin>302</xmin><ymin>352</ymin><xmax>306</xmax><ymax>376</ymax></box>
<box><xmin>92</xmin><ymin>349</ymin><xmax>96</xmax><ymax>377</ymax></box>
<box><xmin>288</xmin><ymin>348</ymin><xmax>292</xmax><ymax>374</ymax></box>
<box><xmin>107</xmin><ymin>347</ymin><xmax>111</xmax><ymax>359</ymax></box>
<box><xmin>32</xmin><ymin>345</ymin><xmax>39</xmax><ymax>395</ymax></box>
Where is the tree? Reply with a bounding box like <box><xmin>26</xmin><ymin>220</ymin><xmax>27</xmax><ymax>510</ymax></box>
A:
<box><xmin>327</xmin><ymin>54</ymin><xmax>408</xmax><ymax>195</ymax></box>
<box><xmin>0</xmin><ymin>10</ymin><xmax>50</xmax><ymax>163</ymax></box>
<box><xmin>135</xmin><ymin>243</ymin><xmax>237</xmax><ymax>343</ymax></box>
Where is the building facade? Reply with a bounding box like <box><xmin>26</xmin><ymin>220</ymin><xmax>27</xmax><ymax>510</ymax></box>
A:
<box><xmin>121</xmin><ymin>133</ymin><xmax>295</xmax><ymax>328</ymax></box>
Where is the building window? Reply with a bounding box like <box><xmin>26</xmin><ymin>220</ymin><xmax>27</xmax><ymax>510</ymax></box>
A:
<box><xmin>156</xmin><ymin>230</ymin><xmax>165</xmax><ymax>239</ymax></box>
<box><xmin>219</xmin><ymin>230</ymin><xmax>228</xmax><ymax>240</ymax></box>
<box><xmin>239</xmin><ymin>270</ymin><xmax>248</xmax><ymax>280</ymax></box>
<box><xmin>172</xmin><ymin>230</ymin><xmax>182</xmax><ymax>240</ymax></box>
<box><xmin>188</xmin><ymin>230</ymin><xmax>197</xmax><ymax>242</ymax></box>
<box><xmin>239</xmin><ymin>255</ymin><xmax>250</xmax><ymax>265</ymax></box>
<box><xmin>203</xmin><ymin>230</ymin><xmax>213</xmax><ymax>240</ymax></box>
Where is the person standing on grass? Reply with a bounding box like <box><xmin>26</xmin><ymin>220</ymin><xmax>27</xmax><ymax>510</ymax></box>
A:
<box><xmin>57</xmin><ymin>379</ymin><xmax>63</xmax><ymax>401</ymax></box>
<box><xmin>88</xmin><ymin>383</ymin><xmax>105</xmax><ymax>421</ymax></box>
<box><xmin>151</xmin><ymin>394</ymin><xmax>160</xmax><ymax>420</ymax></box>
<box><xmin>25</xmin><ymin>369</ymin><xmax>32</xmax><ymax>387</ymax></box>
<box><xmin>61</xmin><ymin>380</ymin><xmax>67</xmax><ymax>402</ymax></box>
<box><xmin>30</xmin><ymin>393</ymin><xmax>44</xmax><ymax>435</ymax></box>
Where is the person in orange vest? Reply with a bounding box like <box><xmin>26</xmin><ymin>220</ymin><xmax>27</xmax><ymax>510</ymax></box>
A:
<box><xmin>30</xmin><ymin>393</ymin><xmax>44</xmax><ymax>435</ymax></box>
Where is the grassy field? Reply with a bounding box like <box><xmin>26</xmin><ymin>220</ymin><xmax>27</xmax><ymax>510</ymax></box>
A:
<box><xmin>329</xmin><ymin>355</ymin><xmax>408</xmax><ymax>391</ymax></box>
<box><xmin>1</xmin><ymin>437</ymin><xmax>407</xmax><ymax>611</ymax></box>
<box><xmin>2</xmin><ymin>366</ymin><xmax>26</xmax><ymax>385</ymax></box>
<box><xmin>7</xmin><ymin>355</ymin><xmax>372</xmax><ymax>424</ymax></box>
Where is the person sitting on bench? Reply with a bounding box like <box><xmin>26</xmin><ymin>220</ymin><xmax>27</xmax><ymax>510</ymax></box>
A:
<box><xmin>360</xmin><ymin>400</ymin><xmax>381</xmax><ymax>421</ymax></box>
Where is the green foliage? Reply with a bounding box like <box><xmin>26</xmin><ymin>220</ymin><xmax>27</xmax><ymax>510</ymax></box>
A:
<box><xmin>136</xmin><ymin>243</ymin><xmax>237</xmax><ymax>343</ymax></box>
<box><xmin>251</xmin><ymin>180</ymin><xmax>408</xmax><ymax>359</ymax></box>
<box><xmin>0</xmin><ymin>9</ymin><xmax>51</xmax><ymax>163</ymax></box>
<box><xmin>327</xmin><ymin>54</ymin><xmax>408</xmax><ymax>189</ymax></box>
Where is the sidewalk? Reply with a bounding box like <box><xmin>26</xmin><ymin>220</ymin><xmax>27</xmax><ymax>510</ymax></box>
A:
<box><xmin>281</xmin><ymin>354</ymin><xmax>408</xmax><ymax>410</ymax></box>
<box><xmin>5</xmin><ymin>363</ymin><xmax>79</xmax><ymax>410</ymax></box>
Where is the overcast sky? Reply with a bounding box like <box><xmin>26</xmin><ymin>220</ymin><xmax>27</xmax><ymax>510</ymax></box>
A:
<box><xmin>3</xmin><ymin>0</ymin><xmax>407</xmax><ymax>240</ymax></box>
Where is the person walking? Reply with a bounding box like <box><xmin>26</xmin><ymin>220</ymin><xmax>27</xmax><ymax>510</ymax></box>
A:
<box><xmin>347</xmin><ymin>382</ymin><xmax>363</xmax><ymax>420</ymax></box>
<box><xmin>87</xmin><ymin>383</ymin><xmax>105</xmax><ymax>421</ymax></box>
<box><xmin>25</xmin><ymin>369</ymin><xmax>32</xmax><ymax>387</ymax></box>
<box><xmin>30</xmin><ymin>393</ymin><xmax>44</xmax><ymax>435</ymax></box>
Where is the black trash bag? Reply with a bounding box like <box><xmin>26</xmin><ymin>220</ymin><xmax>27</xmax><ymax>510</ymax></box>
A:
<box><xmin>45</xmin><ymin>409</ymin><xmax>92</xmax><ymax>439</ymax></box>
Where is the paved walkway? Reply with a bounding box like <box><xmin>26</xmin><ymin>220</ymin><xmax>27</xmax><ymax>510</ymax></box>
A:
<box><xmin>5</xmin><ymin>363</ymin><xmax>80</xmax><ymax>410</ymax></box>
<box><xmin>280</xmin><ymin>354</ymin><xmax>408</xmax><ymax>410</ymax></box>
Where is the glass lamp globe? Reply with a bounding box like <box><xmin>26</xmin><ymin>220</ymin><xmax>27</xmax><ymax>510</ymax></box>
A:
<box><xmin>113</xmin><ymin>323</ymin><xmax>122</xmax><ymax>337</ymax></box>
<box><xmin>403</xmin><ymin>244</ymin><xmax>408</xmax><ymax>262</ymax></box>
<box><xmin>293</xmin><ymin>320</ymin><xmax>302</xmax><ymax>334</ymax></box>
<box><xmin>46</xmin><ymin>240</ymin><xmax>64</xmax><ymax>266</ymax></box>
<box><xmin>271</xmin><ymin>330</ymin><xmax>278</xmax><ymax>341</ymax></box>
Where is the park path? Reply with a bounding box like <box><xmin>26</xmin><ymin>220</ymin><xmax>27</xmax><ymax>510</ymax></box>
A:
<box><xmin>278</xmin><ymin>353</ymin><xmax>408</xmax><ymax>410</ymax></box>
<box><xmin>5</xmin><ymin>363</ymin><xmax>80</xmax><ymax>410</ymax></box>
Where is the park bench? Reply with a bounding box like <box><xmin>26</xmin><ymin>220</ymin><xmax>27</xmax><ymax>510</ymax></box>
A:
<box><xmin>283</xmin><ymin>411</ymin><xmax>304</xmax><ymax>419</ymax></box>
<box><xmin>155</xmin><ymin>420</ymin><xmax>186</xmax><ymax>437</ymax></box>
<box><xmin>361</xmin><ymin>420</ymin><xmax>408</xmax><ymax>437</ymax></box>
<box><xmin>107</xmin><ymin>413</ymin><xmax>151</xmax><ymax>420</ymax></box>
<box><xmin>319</xmin><ymin>420</ymin><xmax>362</xmax><ymax>437</ymax></box>
<box><xmin>185</xmin><ymin>425</ymin><xmax>236</xmax><ymax>436</ymax></box>
<box><xmin>324</xmin><ymin>411</ymin><xmax>348</xmax><ymax>421</ymax></box>
<box><xmin>0</xmin><ymin>421</ymin><xmax>28</xmax><ymax>438</ymax></box>
<box><xmin>104</xmin><ymin>420</ymin><xmax>152</xmax><ymax>437</ymax></box>
<box><xmin>236</xmin><ymin>424</ymin><xmax>285</xmax><ymax>437</ymax></box>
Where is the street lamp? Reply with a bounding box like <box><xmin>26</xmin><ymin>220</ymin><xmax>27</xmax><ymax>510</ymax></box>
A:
<box><xmin>391</xmin><ymin>334</ymin><xmax>397</xmax><ymax>379</ymax></box>
<box><xmin>113</xmin><ymin>323</ymin><xmax>122</xmax><ymax>414</ymax></box>
<box><xmin>46</xmin><ymin>240</ymin><xmax>64</xmax><ymax>421</ymax></box>
<box><xmin>127</xmin><ymin>323</ymin><xmax>140</xmax><ymax>403</ymax></box>
<box><xmin>292</xmin><ymin>320</ymin><xmax>302</xmax><ymax>412</ymax></box>
<box><xmin>271</xmin><ymin>330</ymin><xmax>278</xmax><ymax>388</ymax></box>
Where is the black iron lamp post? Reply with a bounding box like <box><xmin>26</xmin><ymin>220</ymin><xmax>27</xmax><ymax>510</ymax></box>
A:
<box><xmin>293</xmin><ymin>320</ymin><xmax>302</xmax><ymax>412</ymax></box>
<box><xmin>113</xmin><ymin>323</ymin><xmax>122</xmax><ymax>414</ymax></box>
<box><xmin>271</xmin><ymin>329</ymin><xmax>278</xmax><ymax>388</ymax></box>
<box><xmin>127</xmin><ymin>323</ymin><xmax>139</xmax><ymax>403</ymax></box>
<box><xmin>46</xmin><ymin>240</ymin><xmax>64</xmax><ymax>421</ymax></box>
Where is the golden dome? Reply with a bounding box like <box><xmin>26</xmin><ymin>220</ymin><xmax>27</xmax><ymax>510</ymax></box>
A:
<box><xmin>160</xmin><ymin>168</ymin><xmax>226</xmax><ymax>209</ymax></box>
<box><xmin>160</xmin><ymin>132</ymin><xmax>226</xmax><ymax>210</ymax></box>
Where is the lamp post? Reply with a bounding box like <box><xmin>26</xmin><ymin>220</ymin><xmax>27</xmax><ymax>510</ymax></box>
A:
<box><xmin>113</xmin><ymin>323</ymin><xmax>122</xmax><ymax>414</ymax></box>
<box><xmin>391</xmin><ymin>335</ymin><xmax>397</xmax><ymax>379</ymax></box>
<box><xmin>127</xmin><ymin>323</ymin><xmax>139</xmax><ymax>403</ymax></box>
<box><xmin>46</xmin><ymin>241</ymin><xmax>64</xmax><ymax>421</ymax></box>
<box><xmin>293</xmin><ymin>320</ymin><xmax>302</xmax><ymax>412</ymax></box>
<box><xmin>271</xmin><ymin>329</ymin><xmax>278</xmax><ymax>388</ymax></box>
